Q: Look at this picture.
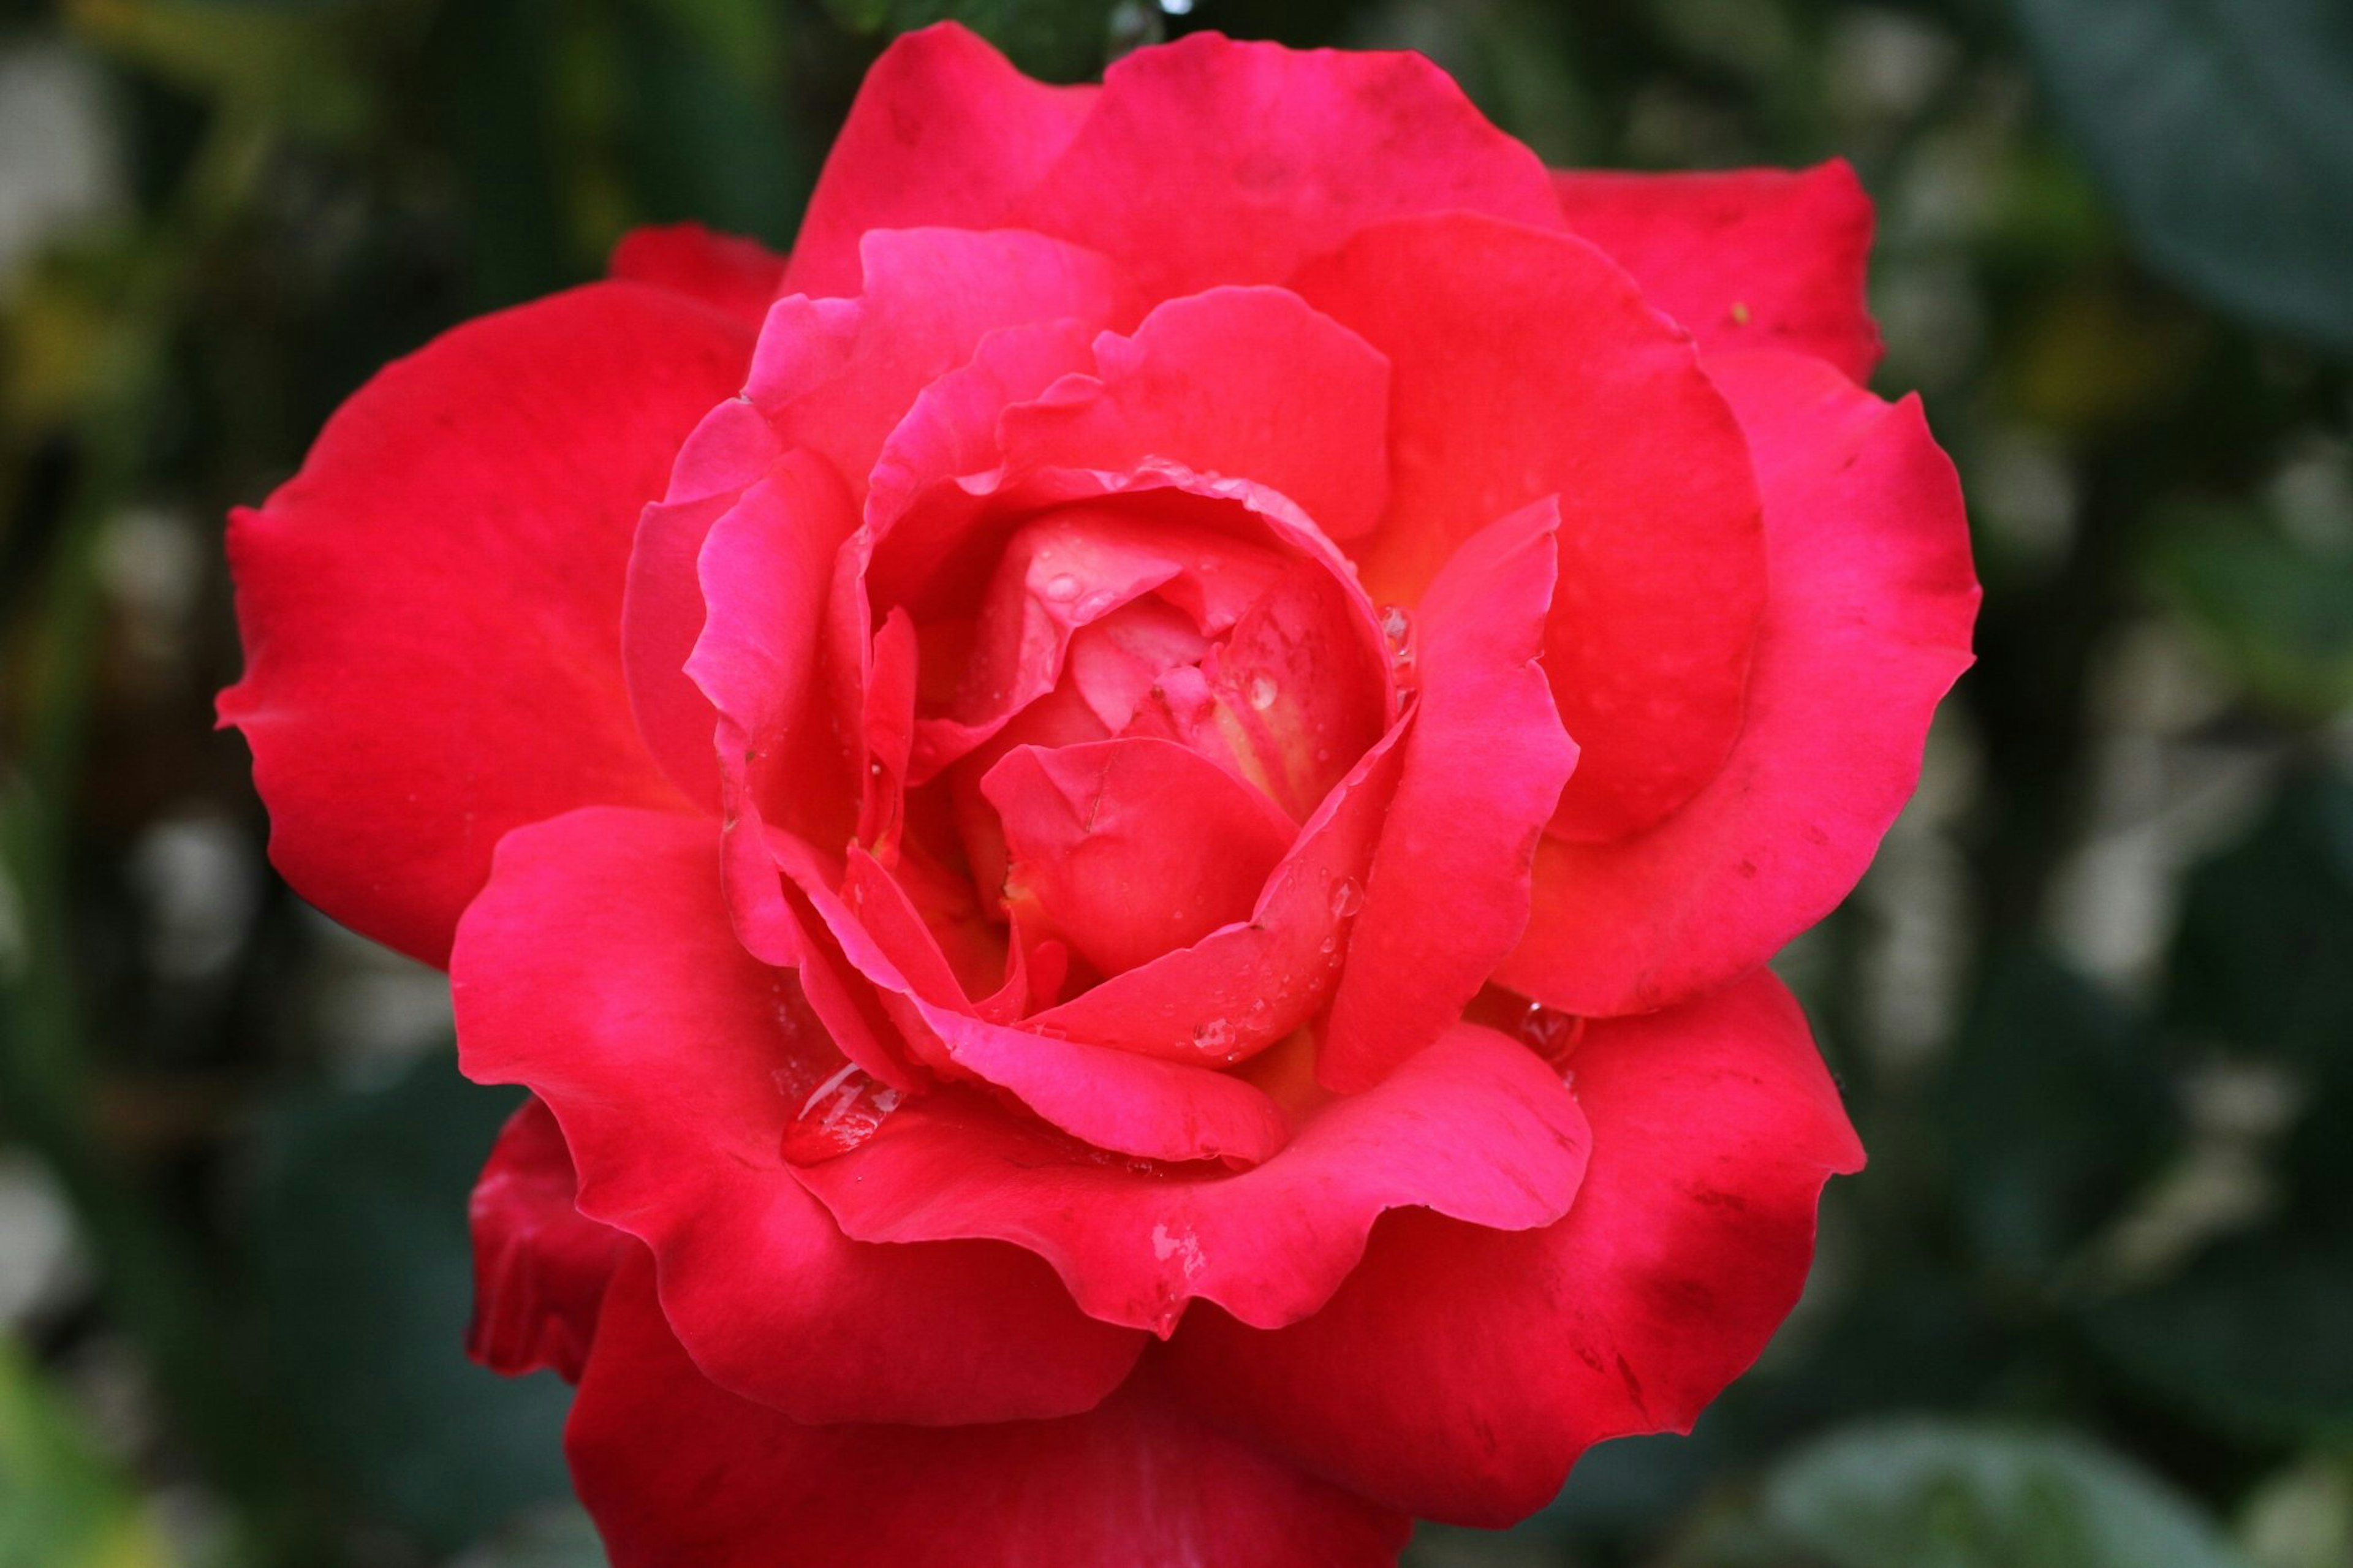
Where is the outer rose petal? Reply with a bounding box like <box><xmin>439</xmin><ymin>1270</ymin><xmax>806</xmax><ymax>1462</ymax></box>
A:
<box><xmin>1017</xmin><ymin>31</ymin><xmax>1563</xmax><ymax>300</ymax></box>
<box><xmin>570</xmin><ymin>1251</ymin><xmax>1413</xmax><ymax>1568</ymax></box>
<box><xmin>789</xmin><ymin>1022</ymin><xmax>1589</xmax><ymax>1336</ymax></box>
<box><xmin>1167</xmin><ymin>970</ymin><xmax>1863</xmax><ymax>1526</ymax></box>
<box><xmin>1320</xmin><ymin>501</ymin><xmax>1576</xmax><ymax>1092</ymax></box>
<box><xmin>1500</xmin><ymin>349</ymin><xmax>1979</xmax><ymax>1015</ymax></box>
<box><xmin>608</xmin><ymin>222</ymin><xmax>788</xmax><ymax>330</ymax></box>
<box><xmin>453</xmin><ymin>807</ymin><xmax>1145</xmax><ymax>1425</ymax></box>
<box><xmin>1293</xmin><ymin>214</ymin><xmax>1767</xmax><ymax>844</ymax></box>
<box><xmin>466</xmin><ymin>1095</ymin><xmax>626</xmax><ymax>1383</ymax></box>
<box><xmin>1552</xmin><ymin>162</ymin><xmax>1882</xmax><ymax>382</ymax></box>
<box><xmin>220</xmin><ymin>282</ymin><xmax>745</xmax><ymax>964</ymax></box>
<box><xmin>783</xmin><ymin>24</ymin><xmax>1098</xmax><ymax>300</ymax></box>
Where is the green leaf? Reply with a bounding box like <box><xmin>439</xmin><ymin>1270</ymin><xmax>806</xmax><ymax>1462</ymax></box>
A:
<box><xmin>1675</xmin><ymin>1420</ymin><xmax>2249</xmax><ymax>1568</ymax></box>
<box><xmin>2008</xmin><ymin>0</ymin><xmax>2353</xmax><ymax>354</ymax></box>
<box><xmin>453</xmin><ymin>1504</ymin><xmax>608</xmax><ymax>1568</ymax></box>
<box><xmin>832</xmin><ymin>0</ymin><xmax>1119</xmax><ymax>81</ymax></box>
<box><xmin>423</xmin><ymin>0</ymin><xmax>575</xmax><ymax>310</ymax></box>
<box><xmin>1939</xmin><ymin>942</ymin><xmax>2177</xmax><ymax>1278</ymax></box>
<box><xmin>0</xmin><ymin>1336</ymin><xmax>175</xmax><ymax>1568</ymax></box>
<box><xmin>2086</xmin><ymin>1231</ymin><xmax>2353</xmax><ymax>1444</ymax></box>
<box><xmin>2157</xmin><ymin>512</ymin><xmax>2353</xmax><ymax>718</ymax></box>
<box><xmin>2167</xmin><ymin>767</ymin><xmax>2353</xmax><ymax>1065</ymax></box>
<box><xmin>248</xmin><ymin>1052</ymin><xmax>573</xmax><ymax>1553</ymax></box>
<box><xmin>613</xmin><ymin>0</ymin><xmax>813</xmax><ymax>249</ymax></box>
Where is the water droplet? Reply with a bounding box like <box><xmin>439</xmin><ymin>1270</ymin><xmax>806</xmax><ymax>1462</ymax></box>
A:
<box><xmin>1246</xmin><ymin>673</ymin><xmax>1279</xmax><ymax>711</ymax></box>
<box><xmin>1513</xmin><ymin>1001</ymin><xmax>1583</xmax><ymax>1070</ymax></box>
<box><xmin>1378</xmin><ymin>603</ymin><xmax>1416</xmax><ymax>670</ymax></box>
<box><xmin>1318</xmin><ymin>934</ymin><xmax>1337</xmax><ymax>955</ymax></box>
<box><xmin>1192</xmin><ymin>1017</ymin><xmax>1235</xmax><ymax>1051</ymax></box>
<box><xmin>1040</xmin><ymin>572</ymin><xmax>1082</xmax><ymax>604</ymax></box>
<box><xmin>1330</xmin><ymin>878</ymin><xmax>1363</xmax><ymax>918</ymax></box>
<box><xmin>781</xmin><ymin>1064</ymin><xmax>903</xmax><ymax>1164</ymax></box>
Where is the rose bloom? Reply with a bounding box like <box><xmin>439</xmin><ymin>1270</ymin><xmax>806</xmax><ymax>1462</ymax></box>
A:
<box><xmin>222</xmin><ymin>23</ymin><xmax>1977</xmax><ymax>1567</ymax></box>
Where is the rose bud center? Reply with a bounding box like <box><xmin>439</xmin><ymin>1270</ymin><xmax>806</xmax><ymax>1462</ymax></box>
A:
<box><xmin>892</xmin><ymin>495</ymin><xmax>1391</xmax><ymax>1006</ymax></box>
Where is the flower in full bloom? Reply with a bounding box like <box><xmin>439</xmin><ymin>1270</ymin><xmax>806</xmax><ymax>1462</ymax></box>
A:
<box><xmin>223</xmin><ymin>25</ymin><xmax>1977</xmax><ymax>1566</ymax></box>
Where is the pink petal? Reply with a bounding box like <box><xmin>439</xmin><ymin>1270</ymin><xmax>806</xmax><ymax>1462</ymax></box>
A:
<box><xmin>688</xmin><ymin>448</ymin><xmax>862</xmax><ymax>846</ymax></box>
<box><xmin>466</xmin><ymin>1096</ymin><xmax>626</xmax><ymax>1383</ymax></box>
<box><xmin>754</xmin><ymin>227</ymin><xmax>1137</xmax><ymax>501</ymax></box>
<box><xmin>1166</xmin><ymin>970</ymin><xmax>1863</xmax><ymax>1525</ymax></box>
<box><xmin>607</xmin><ymin>222</ymin><xmax>787</xmax><ymax>330</ymax></box>
<box><xmin>453</xmin><ymin>807</ymin><xmax>1143</xmax><ymax>1425</ymax></box>
<box><xmin>984</xmin><ymin>736</ymin><xmax>1299</xmax><ymax>977</ymax></box>
<box><xmin>782</xmin><ymin>24</ymin><xmax>1099</xmax><ymax>300</ymax></box>
<box><xmin>1294</xmin><ymin>213</ymin><xmax>1767</xmax><ymax>844</ymax></box>
<box><xmin>1016</xmin><ymin>31</ymin><xmax>1561</xmax><ymax>298</ymax></box>
<box><xmin>569</xmin><ymin>1252</ymin><xmax>1411</xmax><ymax>1568</ymax></box>
<box><xmin>790</xmin><ymin>1021</ymin><xmax>1588</xmax><ymax>1335</ymax></box>
<box><xmin>220</xmin><ymin>282</ymin><xmax>741</xmax><ymax>964</ymax></box>
<box><xmin>621</xmin><ymin>397</ymin><xmax>786</xmax><ymax>809</ymax></box>
<box><xmin>1501</xmin><ymin>349</ymin><xmax>1979</xmax><ymax>1015</ymax></box>
<box><xmin>996</xmin><ymin>286</ymin><xmax>1392</xmax><ymax>539</ymax></box>
<box><xmin>1320</xmin><ymin>501</ymin><xmax>1577</xmax><ymax>1091</ymax></box>
<box><xmin>770</xmin><ymin>830</ymin><xmax>1291</xmax><ymax>1165</ymax></box>
<box><xmin>1552</xmin><ymin>162</ymin><xmax>1882</xmax><ymax>382</ymax></box>
<box><xmin>1028</xmin><ymin>713</ymin><xmax>1405</xmax><ymax>1064</ymax></box>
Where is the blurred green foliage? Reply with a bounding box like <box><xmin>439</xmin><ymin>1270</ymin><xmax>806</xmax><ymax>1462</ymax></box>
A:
<box><xmin>0</xmin><ymin>0</ymin><xmax>2349</xmax><ymax>1564</ymax></box>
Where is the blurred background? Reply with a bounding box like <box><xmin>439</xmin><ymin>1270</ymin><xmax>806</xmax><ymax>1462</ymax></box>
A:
<box><xmin>1</xmin><ymin>0</ymin><xmax>2349</xmax><ymax>1563</ymax></box>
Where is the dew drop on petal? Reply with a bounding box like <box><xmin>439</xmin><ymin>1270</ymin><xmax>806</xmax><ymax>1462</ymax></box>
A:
<box><xmin>1192</xmin><ymin>1017</ymin><xmax>1235</xmax><ymax>1052</ymax></box>
<box><xmin>1378</xmin><ymin>603</ymin><xmax>1417</xmax><ymax>674</ymax></box>
<box><xmin>1330</xmin><ymin>878</ymin><xmax>1363</xmax><ymax>918</ymax></box>
<box><xmin>1246</xmin><ymin>673</ymin><xmax>1279</xmax><ymax>711</ymax></box>
<box><xmin>781</xmin><ymin>1064</ymin><xmax>904</xmax><ymax>1164</ymax></box>
<box><xmin>1512</xmin><ymin>1001</ymin><xmax>1583</xmax><ymax>1074</ymax></box>
<box><xmin>1041</xmin><ymin>573</ymin><xmax>1082</xmax><ymax>604</ymax></box>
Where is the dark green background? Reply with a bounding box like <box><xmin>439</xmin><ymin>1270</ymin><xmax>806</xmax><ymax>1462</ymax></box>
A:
<box><xmin>1</xmin><ymin>0</ymin><xmax>2349</xmax><ymax>1564</ymax></box>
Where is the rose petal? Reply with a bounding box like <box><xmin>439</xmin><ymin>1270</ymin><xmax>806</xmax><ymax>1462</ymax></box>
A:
<box><xmin>569</xmin><ymin>1252</ymin><xmax>1411</xmax><ymax>1568</ymax></box>
<box><xmin>996</xmin><ymin>286</ymin><xmax>1391</xmax><ymax>539</ymax></box>
<box><xmin>220</xmin><ymin>282</ymin><xmax>742</xmax><ymax>964</ymax></box>
<box><xmin>865</xmin><ymin>318</ymin><xmax>1101</xmax><ymax>536</ymax></box>
<box><xmin>792</xmin><ymin>1021</ymin><xmax>1588</xmax><ymax>1336</ymax></box>
<box><xmin>1294</xmin><ymin>213</ymin><xmax>1767</xmax><ymax>844</ymax></box>
<box><xmin>1552</xmin><ymin>162</ymin><xmax>1882</xmax><ymax>382</ymax></box>
<box><xmin>453</xmin><ymin>807</ymin><xmax>1144</xmax><ymax>1425</ymax></box>
<box><xmin>1320</xmin><ymin>500</ymin><xmax>1577</xmax><ymax>1092</ymax></box>
<box><xmin>771</xmin><ymin>831</ymin><xmax>1292</xmax><ymax>1165</ymax></box>
<box><xmin>782</xmin><ymin>24</ymin><xmax>1099</xmax><ymax>301</ymax></box>
<box><xmin>1167</xmin><ymin>969</ymin><xmax>1863</xmax><ymax>1524</ymax></box>
<box><xmin>466</xmin><ymin>1096</ymin><xmax>626</xmax><ymax>1383</ymax></box>
<box><xmin>1501</xmin><ymin>349</ymin><xmax>1979</xmax><ymax>1015</ymax></box>
<box><xmin>1029</xmin><ymin>713</ymin><xmax>1405</xmax><ymax>1064</ymax></box>
<box><xmin>608</xmin><ymin>222</ymin><xmax>788</xmax><ymax>330</ymax></box>
<box><xmin>1017</xmin><ymin>31</ymin><xmax>1561</xmax><ymax>299</ymax></box>
<box><xmin>752</xmin><ymin>227</ymin><xmax>1138</xmax><ymax>500</ymax></box>
<box><xmin>985</xmin><ymin>735</ymin><xmax>1300</xmax><ymax>977</ymax></box>
<box><xmin>688</xmin><ymin>449</ymin><xmax>862</xmax><ymax>845</ymax></box>
<box><xmin>621</xmin><ymin>398</ymin><xmax>787</xmax><ymax>809</ymax></box>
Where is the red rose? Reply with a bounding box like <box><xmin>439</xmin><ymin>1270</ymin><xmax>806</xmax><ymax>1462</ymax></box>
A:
<box><xmin>222</xmin><ymin>25</ymin><xmax>1977</xmax><ymax>1566</ymax></box>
